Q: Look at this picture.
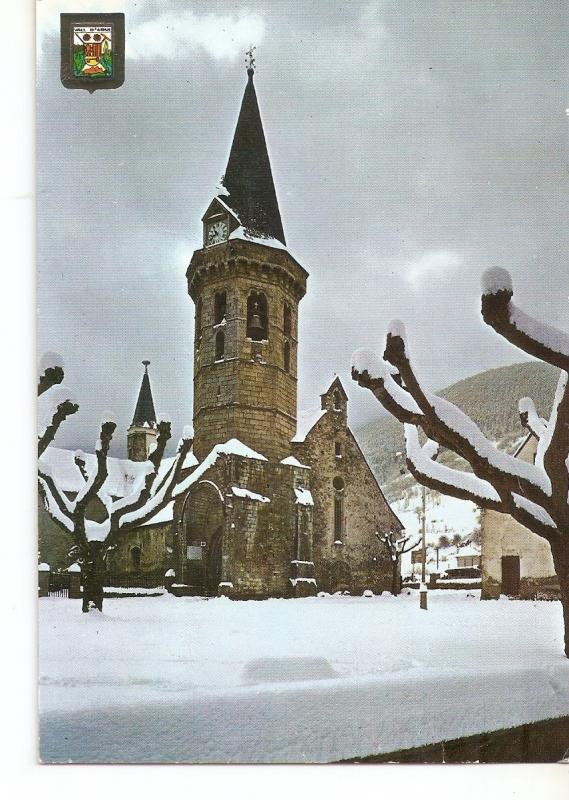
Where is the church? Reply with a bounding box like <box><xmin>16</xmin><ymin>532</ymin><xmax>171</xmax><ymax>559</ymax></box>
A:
<box><xmin>40</xmin><ymin>65</ymin><xmax>402</xmax><ymax>598</ymax></box>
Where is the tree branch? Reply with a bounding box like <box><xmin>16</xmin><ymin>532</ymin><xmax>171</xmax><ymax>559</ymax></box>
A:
<box><xmin>38</xmin><ymin>398</ymin><xmax>79</xmax><ymax>457</ymax></box>
<box><xmin>38</xmin><ymin>365</ymin><xmax>64</xmax><ymax>397</ymax></box>
<box><xmin>481</xmin><ymin>270</ymin><xmax>569</xmax><ymax>371</ymax></box>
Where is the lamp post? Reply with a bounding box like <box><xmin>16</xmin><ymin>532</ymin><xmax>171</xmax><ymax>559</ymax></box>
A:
<box><xmin>419</xmin><ymin>483</ymin><xmax>428</xmax><ymax>609</ymax></box>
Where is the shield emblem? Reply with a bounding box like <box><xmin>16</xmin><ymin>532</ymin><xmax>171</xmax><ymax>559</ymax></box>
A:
<box><xmin>60</xmin><ymin>13</ymin><xmax>124</xmax><ymax>92</ymax></box>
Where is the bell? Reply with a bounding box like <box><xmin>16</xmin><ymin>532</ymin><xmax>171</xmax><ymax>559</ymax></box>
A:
<box><xmin>249</xmin><ymin>313</ymin><xmax>263</xmax><ymax>334</ymax></box>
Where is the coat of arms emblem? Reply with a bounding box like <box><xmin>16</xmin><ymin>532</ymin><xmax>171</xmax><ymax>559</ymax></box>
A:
<box><xmin>60</xmin><ymin>13</ymin><xmax>124</xmax><ymax>92</ymax></box>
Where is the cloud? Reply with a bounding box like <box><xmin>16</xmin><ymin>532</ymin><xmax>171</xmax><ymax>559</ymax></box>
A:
<box><xmin>128</xmin><ymin>11</ymin><xmax>265</xmax><ymax>61</ymax></box>
<box><xmin>405</xmin><ymin>249</ymin><xmax>463</xmax><ymax>287</ymax></box>
<box><xmin>37</xmin><ymin>1</ymin><xmax>265</xmax><ymax>62</ymax></box>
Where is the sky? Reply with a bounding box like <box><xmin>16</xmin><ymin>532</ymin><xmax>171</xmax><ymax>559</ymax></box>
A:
<box><xmin>36</xmin><ymin>0</ymin><xmax>569</xmax><ymax>456</ymax></box>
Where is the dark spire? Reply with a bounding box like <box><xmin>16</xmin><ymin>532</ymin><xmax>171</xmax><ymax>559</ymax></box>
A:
<box><xmin>131</xmin><ymin>360</ymin><xmax>156</xmax><ymax>427</ymax></box>
<box><xmin>221</xmin><ymin>59</ymin><xmax>286</xmax><ymax>245</ymax></box>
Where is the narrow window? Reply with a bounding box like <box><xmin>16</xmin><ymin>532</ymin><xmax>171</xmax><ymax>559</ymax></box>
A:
<box><xmin>215</xmin><ymin>330</ymin><xmax>225</xmax><ymax>360</ymax></box>
<box><xmin>214</xmin><ymin>291</ymin><xmax>227</xmax><ymax>325</ymax></box>
<box><xmin>247</xmin><ymin>291</ymin><xmax>268</xmax><ymax>341</ymax></box>
<box><xmin>333</xmin><ymin>476</ymin><xmax>345</xmax><ymax>542</ymax></box>
<box><xmin>131</xmin><ymin>546</ymin><xmax>141</xmax><ymax>570</ymax></box>
<box><xmin>283</xmin><ymin>340</ymin><xmax>291</xmax><ymax>372</ymax></box>
<box><xmin>333</xmin><ymin>390</ymin><xmax>342</xmax><ymax>411</ymax></box>
<box><xmin>283</xmin><ymin>302</ymin><xmax>292</xmax><ymax>337</ymax></box>
<box><xmin>335</xmin><ymin>441</ymin><xmax>342</xmax><ymax>458</ymax></box>
<box><xmin>334</xmin><ymin>495</ymin><xmax>344</xmax><ymax>542</ymax></box>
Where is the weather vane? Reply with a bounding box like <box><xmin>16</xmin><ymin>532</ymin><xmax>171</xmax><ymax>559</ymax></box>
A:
<box><xmin>245</xmin><ymin>45</ymin><xmax>256</xmax><ymax>72</ymax></box>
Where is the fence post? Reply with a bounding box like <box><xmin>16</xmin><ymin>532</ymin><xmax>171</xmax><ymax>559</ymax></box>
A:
<box><xmin>164</xmin><ymin>569</ymin><xmax>175</xmax><ymax>593</ymax></box>
<box><xmin>67</xmin><ymin>563</ymin><xmax>82</xmax><ymax>599</ymax></box>
<box><xmin>38</xmin><ymin>563</ymin><xmax>50</xmax><ymax>597</ymax></box>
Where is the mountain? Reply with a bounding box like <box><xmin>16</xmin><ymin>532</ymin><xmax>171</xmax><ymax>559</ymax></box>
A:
<box><xmin>355</xmin><ymin>361</ymin><xmax>559</xmax><ymax>503</ymax></box>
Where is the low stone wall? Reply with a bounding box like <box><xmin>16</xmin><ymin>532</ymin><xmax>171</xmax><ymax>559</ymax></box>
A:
<box><xmin>344</xmin><ymin>715</ymin><xmax>569</xmax><ymax>763</ymax></box>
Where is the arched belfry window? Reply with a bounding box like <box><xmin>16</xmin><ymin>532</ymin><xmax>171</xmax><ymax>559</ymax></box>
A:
<box><xmin>247</xmin><ymin>291</ymin><xmax>268</xmax><ymax>341</ymax></box>
<box><xmin>214</xmin><ymin>291</ymin><xmax>227</xmax><ymax>325</ymax></box>
<box><xmin>195</xmin><ymin>298</ymin><xmax>202</xmax><ymax>345</ymax></box>
<box><xmin>215</xmin><ymin>330</ymin><xmax>225</xmax><ymax>360</ymax></box>
<box><xmin>333</xmin><ymin>391</ymin><xmax>343</xmax><ymax>411</ymax></box>
<box><xmin>283</xmin><ymin>303</ymin><xmax>292</xmax><ymax>337</ymax></box>
<box><xmin>283</xmin><ymin>340</ymin><xmax>291</xmax><ymax>372</ymax></box>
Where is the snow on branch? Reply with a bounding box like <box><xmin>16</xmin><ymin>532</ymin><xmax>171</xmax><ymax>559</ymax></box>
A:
<box><xmin>481</xmin><ymin>268</ymin><xmax>569</xmax><ymax>371</ymax></box>
<box><xmin>404</xmin><ymin>425</ymin><xmax>502</xmax><ymax>507</ymax></box>
<box><xmin>351</xmin><ymin>348</ymin><xmax>423</xmax><ymax>420</ymax></box>
<box><xmin>381</xmin><ymin>327</ymin><xmax>552</xmax><ymax>505</ymax></box>
<box><xmin>116</xmin><ymin>434</ymin><xmax>194</xmax><ymax>529</ymax></box>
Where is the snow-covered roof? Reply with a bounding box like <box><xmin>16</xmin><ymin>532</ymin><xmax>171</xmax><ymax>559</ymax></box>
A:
<box><xmin>280</xmin><ymin>455</ymin><xmax>310</xmax><ymax>469</ymax></box>
<box><xmin>457</xmin><ymin>544</ymin><xmax>481</xmax><ymax>558</ymax></box>
<box><xmin>294</xmin><ymin>488</ymin><xmax>314</xmax><ymax>506</ymax></box>
<box><xmin>39</xmin><ymin>446</ymin><xmax>178</xmax><ymax>499</ymax></box>
<box><xmin>231</xmin><ymin>486</ymin><xmax>270</xmax><ymax>503</ymax></box>
<box><xmin>291</xmin><ymin>408</ymin><xmax>326</xmax><ymax>443</ymax></box>
<box><xmin>229</xmin><ymin>225</ymin><xmax>289</xmax><ymax>252</ymax></box>
<box><xmin>173</xmin><ymin>439</ymin><xmax>267</xmax><ymax>498</ymax></box>
<box><xmin>141</xmin><ymin>501</ymin><xmax>175</xmax><ymax>527</ymax></box>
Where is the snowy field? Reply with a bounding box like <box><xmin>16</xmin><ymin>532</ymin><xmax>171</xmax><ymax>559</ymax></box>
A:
<box><xmin>39</xmin><ymin>592</ymin><xmax>569</xmax><ymax>763</ymax></box>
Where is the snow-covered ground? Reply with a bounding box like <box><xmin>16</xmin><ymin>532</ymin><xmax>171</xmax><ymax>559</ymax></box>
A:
<box><xmin>39</xmin><ymin>592</ymin><xmax>569</xmax><ymax>763</ymax></box>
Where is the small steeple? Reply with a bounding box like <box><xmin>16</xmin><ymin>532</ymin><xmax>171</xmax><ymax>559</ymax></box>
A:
<box><xmin>131</xmin><ymin>360</ymin><xmax>156</xmax><ymax>427</ymax></box>
<box><xmin>221</xmin><ymin>50</ymin><xmax>286</xmax><ymax>245</ymax></box>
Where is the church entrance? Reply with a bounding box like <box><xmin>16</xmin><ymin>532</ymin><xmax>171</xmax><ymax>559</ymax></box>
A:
<box><xmin>181</xmin><ymin>481</ymin><xmax>225</xmax><ymax>596</ymax></box>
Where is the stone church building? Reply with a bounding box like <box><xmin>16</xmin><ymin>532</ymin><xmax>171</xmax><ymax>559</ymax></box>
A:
<box><xmin>40</xmin><ymin>66</ymin><xmax>401</xmax><ymax>598</ymax></box>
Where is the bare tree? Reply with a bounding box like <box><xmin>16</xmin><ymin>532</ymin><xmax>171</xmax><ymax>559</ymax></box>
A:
<box><xmin>37</xmin><ymin>356</ymin><xmax>193</xmax><ymax>612</ymax></box>
<box><xmin>352</xmin><ymin>268</ymin><xmax>569</xmax><ymax>658</ymax></box>
<box><xmin>377</xmin><ymin>530</ymin><xmax>421</xmax><ymax>595</ymax></box>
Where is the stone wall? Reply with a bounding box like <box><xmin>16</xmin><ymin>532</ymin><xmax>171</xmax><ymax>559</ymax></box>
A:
<box><xmin>293</xmin><ymin>384</ymin><xmax>401</xmax><ymax>595</ymax></box>
<box><xmin>105</xmin><ymin>522</ymin><xmax>173</xmax><ymax>580</ymax></box>
<box><xmin>174</xmin><ymin>452</ymin><xmax>313</xmax><ymax>598</ymax></box>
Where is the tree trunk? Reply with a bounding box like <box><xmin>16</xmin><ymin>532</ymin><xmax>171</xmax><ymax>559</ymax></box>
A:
<box><xmin>81</xmin><ymin>541</ymin><xmax>105</xmax><ymax>613</ymax></box>
<box><xmin>391</xmin><ymin>559</ymin><xmax>400</xmax><ymax>596</ymax></box>
<box><xmin>550</xmin><ymin>539</ymin><xmax>569</xmax><ymax>659</ymax></box>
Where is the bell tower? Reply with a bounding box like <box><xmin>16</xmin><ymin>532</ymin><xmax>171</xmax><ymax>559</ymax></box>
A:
<box><xmin>127</xmin><ymin>360</ymin><xmax>158</xmax><ymax>461</ymax></box>
<box><xmin>187</xmin><ymin>63</ymin><xmax>308</xmax><ymax>462</ymax></box>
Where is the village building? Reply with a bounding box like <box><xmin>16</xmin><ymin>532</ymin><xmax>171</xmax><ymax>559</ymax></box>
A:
<box><xmin>480</xmin><ymin>432</ymin><xmax>559</xmax><ymax>599</ymax></box>
<box><xmin>39</xmin><ymin>65</ymin><xmax>401</xmax><ymax>598</ymax></box>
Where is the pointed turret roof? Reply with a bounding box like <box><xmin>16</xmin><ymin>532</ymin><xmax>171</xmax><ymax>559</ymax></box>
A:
<box><xmin>221</xmin><ymin>67</ymin><xmax>286</xmax><ymax>245</ymax></box>
<box><xmin>131</xmin><ymin>361</ymin><xmax>156</xmax><ymax>427</ymax></box>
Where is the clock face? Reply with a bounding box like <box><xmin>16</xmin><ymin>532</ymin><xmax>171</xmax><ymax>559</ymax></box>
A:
<box><xmin>206</xmin><ymin>219</ymin><xmax>228</xmax><ymax>246</ymax></box>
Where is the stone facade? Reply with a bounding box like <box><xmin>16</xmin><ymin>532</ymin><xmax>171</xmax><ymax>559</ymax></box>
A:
<box><xmin>481</xmin><ymin>433</ymin><xmax>559</xmax><ymax>599</ymax></box>
<box><xmin>188</xmin><ymin>235</ymin><xmax>307</xmax><ymax>463</ymax></box>
<box><xmin>292</xmin><ymin>379</ymin><xmax>400</xmax><ymax>594</ymax></box>
<box><xmin>173</xmin><ymin>451</ymin><xmax>315</xmax><ymax>598</ymax></box>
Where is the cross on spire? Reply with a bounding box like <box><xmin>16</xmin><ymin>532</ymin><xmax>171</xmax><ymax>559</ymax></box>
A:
<box><xmin>245</xmin><ymin>45</ymin><xmax>256</xmax><ymax>75</ymax></box>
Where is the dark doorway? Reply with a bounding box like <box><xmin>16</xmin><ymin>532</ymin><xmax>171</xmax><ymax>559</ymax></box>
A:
<box><xmin>207</xmin><ymin>527</ymin><xmax>223</xmax><ymax>595</ymax></box>
<box><xmin>501</xmin><ymin>555</ymin><xmax>520</xmax><ymax>596</ymax></box>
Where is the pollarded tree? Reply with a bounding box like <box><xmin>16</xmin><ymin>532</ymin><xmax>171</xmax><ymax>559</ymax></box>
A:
<box><xmin>352</xmin><ymin>268</ymin><xmax>569</xmax><ymax>658</ymax></box>
<box><xmin>37</xmin><ymin>355</ymin><xmax>193</xmax><ymax>612</ymax></box>
<box><xmin>377</xmin><ymin>530</ymin><xmax>421</xmax><ymax>595</ymax></box>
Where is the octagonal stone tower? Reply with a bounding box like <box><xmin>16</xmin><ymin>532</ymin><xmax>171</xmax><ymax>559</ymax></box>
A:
<box><xmin>187</xmin><ymin>67</ymin><xmax>308</xmax><ymax>462</ymax></box>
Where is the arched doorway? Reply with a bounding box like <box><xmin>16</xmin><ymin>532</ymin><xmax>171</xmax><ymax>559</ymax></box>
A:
<box><xmin>180</xmin><ymin>480</ymin><xmax>225</xmax><ymax>596</ymax></box>
<box><xmin>207</xmin><ymin>526</ymin><xmax>223</xmax><ymax>594</ymax></box>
